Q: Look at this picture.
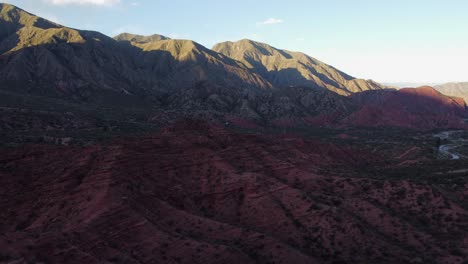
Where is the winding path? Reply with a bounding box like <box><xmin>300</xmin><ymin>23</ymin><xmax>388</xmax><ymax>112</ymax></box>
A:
<box><xmin>434</xmin><ymin>130</ymin><xmax>467</xmax><ymax>160</ymax></box>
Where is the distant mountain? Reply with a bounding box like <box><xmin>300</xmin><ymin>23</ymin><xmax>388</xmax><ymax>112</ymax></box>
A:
<box><xmin>383</xmin><ymin>82</ymin><xmax>441</xmax><ymax>88</ymax></box>
<box><xmin>434</xmin><ymin>82</ymin><xmax>468</xmax><ymax>103</ymax></box>
<box><xmin>213</xmin><ymin>39</ymin><xmax>386</xmax><ymax>95</ymax></box>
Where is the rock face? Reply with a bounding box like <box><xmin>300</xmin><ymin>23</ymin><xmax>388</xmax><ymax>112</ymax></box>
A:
<box><xmin>435</xmin><ymin>82</ymin><xmax>468</xmax><ymax>103</ymax></box>
<box><xmin>0</xmin><ymin>121</ymin><xmax>467</xmax><ymax>264</ymax></box>
<box><xmin>343</xmin><ymin>86</ymin><xmax>467</xmax><ymax>130</ymax></box>
<box><xmin>213</xmin><ymin>39</ymin><xmax>386</xmax><ymax>95</ymax></box>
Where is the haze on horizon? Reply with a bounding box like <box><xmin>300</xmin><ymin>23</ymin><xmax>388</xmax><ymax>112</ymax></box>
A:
<box><xmin>3</xmin><ymin>0</ymin><xmax>467</xmax><ymax>84</ymax></box>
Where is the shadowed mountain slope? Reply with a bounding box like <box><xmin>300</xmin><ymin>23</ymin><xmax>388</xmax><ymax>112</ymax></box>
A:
<box><xmin>113</xmin><ymin>35</ymin><xmax>271</xmax><ymax>91</ymax></box>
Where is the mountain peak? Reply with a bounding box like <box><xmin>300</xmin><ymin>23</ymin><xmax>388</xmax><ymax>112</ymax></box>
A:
<box><xmin>214</xmin><ymin>39</ymin><xmax>280</xmax><ymax>56</ymax></box>
<box><xmin>416</xmin><ymin>85</ymin><xmax>439</xmax><ymax>91</ymax></box>
<box><xmin>121</xmin><ymin>37</ymin><xmax>204</xmax><ymax>55</ymax></box>
<box><xmin>113</xmin><ymin>33</ymin><xmax>170</xmax><ymax>43</ymax></box>
<box><xmin>0</xmin><ymin>3</ymin><xmax>70</xmax><ymax>52</ymax></box>
<box><xmin>237</xmin><ymin>38</ymin><xmax>260</xmax><ymax>45</ymax></box>
<box><xmin>401</xmin><ymin>86</ymin><xmax>440</xmax><ymax>96</ymax></box>
<box><xmin>0</xmin><ymin>2</ymin><xmax>19</xmax><ymax>13</ymax></box>
<box><xmin>0</xmin><ymin>3</ymin><xmax>59</xmax><ymax>30</ymax></box>
<box><xmin>213</xmin><ymin>39</ymin><xmax>386</xmax><ymax>95</ymax></box>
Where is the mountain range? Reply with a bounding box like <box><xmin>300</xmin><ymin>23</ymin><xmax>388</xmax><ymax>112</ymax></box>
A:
<box><xmin>0</xmin><ymin>3</ymin><xmax>382</xmax><ymax>98</ymax></box>
<box><xmin>0</xmin><ymin>3</ymin><xmax>466</xmax><ymax>131</ymax></box>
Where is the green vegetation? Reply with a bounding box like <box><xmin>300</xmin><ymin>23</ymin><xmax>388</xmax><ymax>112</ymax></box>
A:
<box><xmin>0</xmin><ymin>87</ymin><xmax>159</xmax><ymax>147</ymax></box>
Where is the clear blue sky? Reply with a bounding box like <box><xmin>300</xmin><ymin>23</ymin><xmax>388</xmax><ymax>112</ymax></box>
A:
<box><xmin>4</xmin><ymin>0</ymin><xmax>468</xmax><ymax>83</ymax></box>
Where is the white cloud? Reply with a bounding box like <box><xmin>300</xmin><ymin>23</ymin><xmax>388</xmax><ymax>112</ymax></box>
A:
<box><xmin>257</xmin><ymin>18</ymin><xmax>284</xmax><ymax>25</ymax></box>
<box><xmin>43</xmin><ymin>0</ymin><xmax>120</xmax><ymax>6</ymax></box>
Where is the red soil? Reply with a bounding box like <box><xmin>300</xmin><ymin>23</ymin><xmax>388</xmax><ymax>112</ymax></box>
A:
<box><xmin>224</xmin><ymin>115</ymin><xmax>260</xmax><ymax>129</ymax></box>
<box><xmin>345</xmin><ymin>87</ymin><xmax>468</xmax><ymax>130</ymax></box>
<box><xmin>0</xmin><ymin>121</ymin><xmax>467</xmax><ymax>263</ymax></box>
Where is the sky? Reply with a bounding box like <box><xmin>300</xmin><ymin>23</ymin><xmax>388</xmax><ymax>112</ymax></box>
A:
<box><xmin>3</xmin><ymin>0</ymin><xmax>468</xmax><ymax>84</ymax></box>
